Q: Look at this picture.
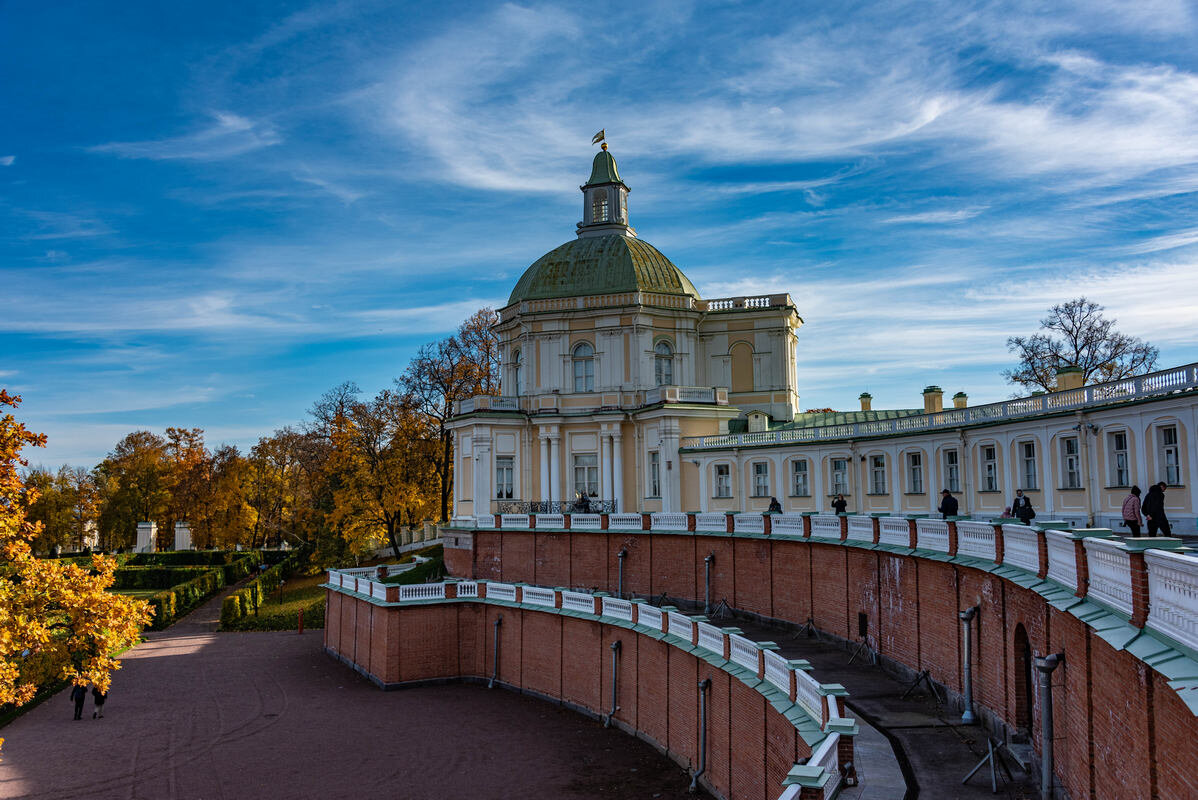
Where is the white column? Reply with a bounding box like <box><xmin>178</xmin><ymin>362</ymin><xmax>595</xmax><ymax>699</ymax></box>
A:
<box><xmin>663</xmin><ymin>423</ymin><xmax>679</xmax><ymax>513</ymax></box>
<box><xmin>476</xmin><ymin>440</ymin><xmax>493</xmax><ymax>514</ymax></box>
<box><xmin>812</xmin><ymin>451</ymin><xmax>824</xmax><ymax>512</ymax></box>
<box><xmin>601</xmin><ymin>430</ymin><xmax>612</xmax><ymax>503</ymax></box>
<box><xmin>552</xmin><ymin>435</ymin><xmax>564</xmax><ymax>505</ymax></box>
<box><xmin>1039</xmin><ymin>432</ymin><xmax>1054</xmax><ymax>516</ymax></box>
<box><xmin>539</xmin><ymin>434</ymin><xmax>550</xmax><ymax>504</ymax></box>
<box><xmin>612</xmin><ymin>432</ymin><xmax>624</xmax><ymax>513</ymax></box>
<box><xmin>696</xmin><ymin>457</ymin><xmax>708</xmax><ymax>512</ymax></box>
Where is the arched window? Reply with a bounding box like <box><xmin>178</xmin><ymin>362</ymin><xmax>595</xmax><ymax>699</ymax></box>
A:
<box><xmin>591</xmin><ymin>191</ymin><xmax>609</xmax><ymax>223</ymax></box>
<box><xmin>512</xmin><ymin>349</ymin><xmax>522</xmax><ymax>396</ymax></box>
<box><xmin>573</xmin><ymin>342</ymin><xmax>594</xmax><ymax>392</ymax></box>
<box><xmin>730</xmin><ymin>342</ymin><xmax>754</xmax><ymax>392</ymax></box>
<box><xmin>654</xmin><ymin>340</ymin><xmax>673</xmax><ymax>386</ymax></box>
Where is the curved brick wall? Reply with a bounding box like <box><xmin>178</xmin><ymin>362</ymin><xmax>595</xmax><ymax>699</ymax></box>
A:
<box><xmin>323</xmin><ymin>582</ymin><xmax>850</xmax><ymax>800</ymax></box>
<box><xmin>445</xmin><ymin>522</ymin><xmax>1198</xmax><ymax>800</ymax></box>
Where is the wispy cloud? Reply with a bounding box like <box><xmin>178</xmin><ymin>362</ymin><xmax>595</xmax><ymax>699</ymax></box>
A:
<box><xmin>0</xmin><ymin>155</ymin><xmax>14</xmax><ymax>167</ymax></box>
<box><xmin>883</xmin><ymin>207</ymin><xmax>988</xmax><ymax>224</ymax></box>
<box><xmin>90</xmin><ymin>112</ymin><xmax>280</xmax><ymax>160</ymax></box>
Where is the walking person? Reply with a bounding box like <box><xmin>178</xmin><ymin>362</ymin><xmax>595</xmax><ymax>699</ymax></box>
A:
<box><xmin>937</xmin><ymin>489</ymin><xmax>958</xmax><ymax>519</ymax></box>
<box><xmin>831</xmin><ymin>493</ymin><xmax>848</xmax><ymax>514</ymax></box>
<box><xmin>70</xmin><ymin>683</ymin><xmax>87</xmax><ymax>721</ymax></box>
<box><xmin>1143</xmin><ymin>482</ymin><xmax>1172</xmax><ymax>536</ymax></box>
<box><xmin>1011</xmin><ymin>489</ymin><xmax>1035</xmax><ymax>524</ymax></box>
<box><xmin>1121</xmin><ymin>486</ymin><xmax>1143</xmax><ymax>537</ymax></box>
<box><xmin>91</xmin><ymin>685</ymin><xmax>107</xmax><ymax>719</ymax></box>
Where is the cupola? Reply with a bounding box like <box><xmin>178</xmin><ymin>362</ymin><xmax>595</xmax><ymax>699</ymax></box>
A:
<box><xmin>578</xmin><ymin>143</ymin><xmax>633</xmax><ymax>238</ymax></box>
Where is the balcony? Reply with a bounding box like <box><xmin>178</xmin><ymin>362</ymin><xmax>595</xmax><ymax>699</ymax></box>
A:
<box><xmin>702</xmin><ymin>293</ymin><xmax>792</xmax><ymax>311</ymax></box>
<box><xmin>454</xmin><ymin>386</ymin><xmax>729</xmax><ymax>417</ymax></box>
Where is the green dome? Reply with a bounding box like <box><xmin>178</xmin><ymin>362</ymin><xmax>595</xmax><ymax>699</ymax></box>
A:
<box><xmin>587</xmin><ymin>149</ymin><xmax>622</xmax><ymax>185</ymax></box>
<box><xmin>508</xmin><ymin>235</ymin><xmax>701</xmax><ymax>305</ymax></box>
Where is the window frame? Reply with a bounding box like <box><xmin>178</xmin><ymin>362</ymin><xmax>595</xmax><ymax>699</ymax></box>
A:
<box><xmin>1107</xmin><ymin>430</ymin><xmax>1130</xmax><ymax>487</ymax></box>
<box><xmin>869</xmin><ymin>454</ymin><xmax>887</xmax><ymax>495</ymax></box>
<box><xmin>648</xmin><ymin>450</ymin><xmax>661</xmax><ymax>498</ymax></box>
<box><xmin>592</xmin><ymin>190</ymin><xmax>609</xmax><ymax>223</ymax></box>
<box><xmin>1158</xmin><ymin>424</ymin><xmax>1182</xmax><ymax>485</ymax></box>
<box><xmin>713</xmin><ymin>463</ymin><xmax>732</xmax><ymax>498</ymax></box>
<box><xmin>512</xmin><ymin>349</ymin><xmax>522</xmax><ymax>396</ymax></box>
<box><xmin>495</xmin><ymin>455</ymin><xmax>515</xmax><ymax>500</ymax></box>
<box><xmin>981</xmin><ymin>445</ymin><xmax>999</xmax><ymax>492</ymax></box>
<box><xmin>654</xmin><ymin>340</ymin><xmax>674</xmax><ymax>387</ymax></box>
<box><xmin>752</xmin><ymin>461</ymin><xmax>770</xmax><ymax>497</ymax></box>
<box><xmin>790</xmin><ymin>459</ymin><xmax>810</xmax><ymax>497</ymax></box>
<box><xmin>830</xmin><ymin>457</ymin><xmax>849</xmax><ymax>496</ymax></box>
<box><xmin>572</xmin><ymin>342</ymin><xmax>595</xmax><ymax>393</ymax></box>
<box><xmin>943</xmin><ymin>448</ymin><xmax>960</xmax><ymax>493</ymax></box>
<box><xmin>1060</xmin><ymin>436</ymin><xmax>1082</xmax><ymax>489</ymax></box>
<box><xmin>572</xmin><ymin>453</ymin><xmax>598</xmax><ymax>500</ymax></box>
<box><xmin>1019</xmin><ymin>440</ymin><xmax>1038</xmax><ymax>490</ymax></box>
<box><xmin>905</xmin><ymin>451</ymin><xmax>924</xmax><ymax>495</ymax></box>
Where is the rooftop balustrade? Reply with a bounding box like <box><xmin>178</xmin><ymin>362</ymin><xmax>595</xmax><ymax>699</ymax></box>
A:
<box><xmin>453</xmin><ymin>385</ymin><xmax>730</xmax><ymax>417</ymax></box>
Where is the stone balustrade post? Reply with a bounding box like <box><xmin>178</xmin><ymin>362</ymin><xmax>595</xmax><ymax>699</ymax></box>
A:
<box><xmin>600</xmin><ymin>513</ymin><xmax>609</xmax><ymax>530</ymax></box>
<box><xmin>907</xmin><ymin>517</ymin><xmax>919</xmax><ymax>549</ymax></box>
<box><xmin>529</xmin><ymin>514</ymin><xmax>537</xmax><ymax>530</ymax></box>
<box><xmin>992</xmin><ymin>523</ymin><xmax>1005</xmax><ymax>564</ymax></box>
<box><xmin>1129</xmin><ymin>551</ymin><xmax>1150</xmax><ymax>628</ymax></box>
<box><xmin>385</xmin><ymin>585</ymin><xmax>399</xmax><ymax>602</ymax></box>
<box><xmin>871</xmin><ymin>515</ymin><xmax>881</xmax><ymax>545</ymax></box>
<box><xmin>1036</xmin><ymin>529</ymin><xmax>1049</xmax><ymax>580</ymax></box>
<box><xmin>641</xmin><ymin>513</ymin><xmax>651</xmax><ymax>531</ymax></box>
<box><xmin>444</xmin><ymin>580</ymin><xmax>458</xmax><ymax>600</ymax></box>
<box><xmin>553</xmin><ymin>588</ymin><xmax>564</xmax><ymax>610</ymax></box>
<box><xmin>726</xmin><ymin>512</ymin><xmax>735</xmax><ymax>533</ymax></box>
<box><xmin>947</xmin><ymin>520</ymin><xmax>958</xmax><ymax>557</ymax></box>
<box><xmin>763</xmin><ymin>513</ymin><xmax>772</xmax><ymax>536</ymax></box>
<box><xmin>476</xmin><ymin>580</ymin><xmax>488</xmax><ymax>599</ymax></box>
<box><xmin>687</xmin><ymin>512</ymin><xmax>697</xmax><ymax>532</ymax></box>
<box><xmin>802</xmin><ymin>512</ymin><xmax>813</xmax><ymax>538</ymax></box>
<box><xmin>839</xmin><ymin>514</ymin><xmax>848</xmax><ymax>541</ymax></box>
<box><xmin>562</xmin><ymin>515</ymin><xmax>571</xmax><ymax>530</ymax></box>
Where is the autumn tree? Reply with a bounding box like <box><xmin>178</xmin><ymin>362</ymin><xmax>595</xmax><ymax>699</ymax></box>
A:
<box><xmin>457</xmin><ymin>307</ymin><xmax>503</xmax><ymax>396</ymax></box>
<box><xmin>0</xmin><ymin>391</ymin><xmax>151</xmax><ymax>742</ymax></box>
<box><xmin>95</xmin><ymin>431</ymin><xmax>169</xmax><ymax>549</ymax></box>
<box><xmin>247</xmin><ymin>429</ymin><xmax>309</xmax><ymax>548</ymax></box>
<box><xmin>190</xmin><ymin>445</ymin><xmax>250</xmax><ymax>548</ymax></box>
<box><xmin>1005</xmin><ymin>298</ymin><xmax>1159</xmax><ymax>392</ymax></box>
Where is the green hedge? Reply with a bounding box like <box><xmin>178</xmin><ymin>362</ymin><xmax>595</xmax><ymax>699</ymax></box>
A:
<box><xmin>220</xmin><ymin>547</ymin><xmax>309</xmax><ymax>629</ymax></box>
<box><xmin>112</xmin><ymin>566</ymin><xmax>215</xmax><ymax>591</ymax></box>
<box><xmin>144</xmin><ymin>567</ymin><xmax>227</xmax><ymax>630</ymax></box>
<box><xmin>225</xmin><ymin>597</ymin><xmax>326</xmax><ymax>632</ymax></box>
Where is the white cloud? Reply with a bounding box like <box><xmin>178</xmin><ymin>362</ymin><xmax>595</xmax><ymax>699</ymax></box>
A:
<box><xmin>90</xmin><ymin>112</ymin><xmax>281</xmax><ymax>160</ymax></box>
<box><xmin>0</xmin><ymin>155</ymin><xmax>14</xmax><ymax>166</ymax></box>
<box><xmin>883</xmin><ymin>208</ymin><xmax>988</xmax><ymax>224</ymax></box>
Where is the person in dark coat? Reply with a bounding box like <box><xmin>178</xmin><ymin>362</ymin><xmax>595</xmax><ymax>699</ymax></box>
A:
<box><xmin>767</xmin><ymin>496</ymin><xmax>782</xmax><ymax>513</ymax></box>
<box><xmin>1011</xmin><ymin>490</ymin><xmax>1035</xmax><ymax>524</ymax></box>
<box><xmin>831</xmin><ymin>494</ymin><xmax>848</xmax><ymax>514</ymax></box>
<box><xmin>70</xmin><ymin>684</ymin><xmax>87</xmax><ymax>720</ymax></box>
<box><xmin>91</xmin><ymin>685</ymin><xmax>107</xmax><ymax>719</ymax></box>
<box><xmin>1142</xmin><ymin>483</ymin><xmax>1171</xmax><ymax>536</ymax></box>
<box><xmin>938</xmin><ymin>490</ymin><xmax>959</xmax><ymax>519</ymax></box>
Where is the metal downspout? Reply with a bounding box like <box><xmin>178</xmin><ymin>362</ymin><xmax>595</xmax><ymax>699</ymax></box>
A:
<box><xmin>689</xmin><ymin>677</ymin><xmax>712</xmax><ymax>793</ymax></box>
<box><xmin>488</xmin><ymin>615</ymin><xmax>503</xmax><ymax>689</ymax></box>
<box><xmin>604</xmin><ymin>640</ymin><xmax>621</xmax><ymax>727</ymax></box>
<box><xmin>1035</xmin><ymin>653</ymin><xmax>1065</xmax><ymax>799</ymax></box>
<box><xmin>704</xmin><ymin>553</ymin><xmax>715</xmax><ymax>615</ymax></box>
<box><xmin>959</xmin><ymin>606</ymin><xmax>979</xmax><ymax>723</ymax></box>
<box><xmin>617</xmin><ymin>548</ymin><xmax>627</xmax><ymax>598</ymax></box>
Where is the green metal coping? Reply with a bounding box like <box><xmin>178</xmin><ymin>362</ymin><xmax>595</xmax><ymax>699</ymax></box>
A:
<box><xmin>449</xmin><ymin>521</ymin><xmax>1198</xmax><ymax>714</ymax></box>
<box><xmin>323</xmin><ymin>579</ymin><xmax>842</xmax><ymax>745</ymax></box>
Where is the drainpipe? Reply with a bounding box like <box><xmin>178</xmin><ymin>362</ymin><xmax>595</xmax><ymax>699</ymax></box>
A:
<box><xmin>604</xmin><ymin>640</ymin><xmax>621</xmax><ymax>727</ymax></box>
<box><xmin>617</xmin><ymin>548</ymin><xmax>628</xmax><ymax>598</ymax></box>
<box><xmin>488</xmin><ymin>615</ymin><xmax>503</xmax><ymax>689</ymax></box>
<box><xmin>704</xmin><ymin>552</ymin><xmax>715</xmax><ymax>615</ymax></box>
<box><xmin>959</xmin><ymin>606</ymin><xmax>979</xmax><ymax>723</ymax></box>
<box><xmin>1035</xmin><ymin>652</ymin><xmax>1065</xmax><ymax>800</ymax></box>
<box><xmin>690</xmin><ymin>677</ymin><xmax>712</xmax><ymax>793</ymax></box>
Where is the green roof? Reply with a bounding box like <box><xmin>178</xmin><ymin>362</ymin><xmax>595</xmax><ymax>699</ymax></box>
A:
<box><xmin>508</xmin><ymin>235</ymin><xmax>700</xmax><ymax>305</ymax></box>
<box><xmin>586</xmin><ymin>149</ymin><xmax>622</xmax><ymax>186</ymax></box>
<box><xmin>776</xmin><ymin>409</ymin><xmax>924</xmax><ymax>429</ymax></box>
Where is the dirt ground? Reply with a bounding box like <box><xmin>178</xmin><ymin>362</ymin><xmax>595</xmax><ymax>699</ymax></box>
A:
<box><xmin>0</xmin><ymin>589</ymin><xmax>704</xmax><ymax>800</ymax></box>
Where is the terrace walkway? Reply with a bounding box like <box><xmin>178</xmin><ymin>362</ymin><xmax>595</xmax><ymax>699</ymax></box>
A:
<box><xmin>0</xmin><ymin>583</ymin><xmax>704</xmax><ymax>800</ymax></box>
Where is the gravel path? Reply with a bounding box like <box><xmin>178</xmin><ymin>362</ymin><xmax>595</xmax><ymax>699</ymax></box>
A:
<box><xmin>0</xmin><ymin>585</ymin><xmax>702</xmax><ymax>800</ymax></box>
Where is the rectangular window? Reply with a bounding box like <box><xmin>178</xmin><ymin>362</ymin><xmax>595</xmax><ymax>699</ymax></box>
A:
<box><xmin>869</xmin><ymin>455</ymin><xmax>887</xmax><ymax>494</ymax></box>
<box><xmin>1159</xmin><ymin>425</ymin><xmax>1181</xmax><ymax>485</ymax></box>
<box><xmin>648</xmin><ymin>451</ymin><xmax>661</xmax><ymax>497</ymax></box>
<box><xmin>714</xmin><ymin>464</ymin><xmax>731</xmax><ymax>498</ymax></box>
<box><xmin>944</xmin><ymin>449</ymin><xmax>960</xmax><ymax>493</ymax></box>
<box><xmin>495</xmin><ymin>456</ymin><xmax>514</xmax><ymax>499</ymax></box>
<box><xmin>831</xmin><ymin>458</ymin><xmax>849</xmax><ymax>495</ymax></box>
<box><xmin>1060</xmin><ymin>437</ymin><xmax>1081</xmax><ymax>489</ymax></box>
<box><xmin>573</xmin><ymin>453</ymin><xmax>598</xmax><ymax>500</ymax></box>
<box><xmin>1108</xmin><ymin>431</ymin><xmax>1129</xmax><ymax>486</ymax></box>
<box><xmin>791</xmin><ymin>460</ymin><xmax>810</xmax><ymax>496</ymax></box>
<box><xmin>1020</xmin><ymin>441</ymin><xmax>1038</xmax><ymax>490</ymax></box>
<box><xmin>982</xmin><ymin>446</ymin><xmax>998</xmax><ymax>492</ymax></box>
<box><xmin>752</xmin><ymin>462</ymin><xmax>770</xmax><ymax>497</ymax></box>
<box><xmin>906</xmin><ymin>452</ymin><xmax>924</xmax><ymax>494</ymax></box>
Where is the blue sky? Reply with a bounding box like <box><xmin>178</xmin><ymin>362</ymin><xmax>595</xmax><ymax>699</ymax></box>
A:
<box><xmin>4</xmin><ymin>0</ymin><xmax>1198</xmax><ymax>467</ymax></box>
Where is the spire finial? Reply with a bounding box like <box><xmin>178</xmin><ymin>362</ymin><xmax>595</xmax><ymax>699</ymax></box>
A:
<box><xmin>601</xmin><ymin>142</ymin><xmax>608</xmax><ymax>151</ymax></box>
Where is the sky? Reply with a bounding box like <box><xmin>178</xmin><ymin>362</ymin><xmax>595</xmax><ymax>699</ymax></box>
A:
<box><xmin>4</xmin><ymin>0</ymin><xmax>1198</xmax><ymax>467</ymax></box>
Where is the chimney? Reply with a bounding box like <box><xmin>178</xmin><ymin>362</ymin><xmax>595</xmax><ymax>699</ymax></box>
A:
<box><xmin>923</xmin><ymin>386</ymin><xmax>943</xmax><ymax>413</ymax></box>
<box><xmin>859</xmin><ymin>392</ymin><xmax>872</xmax><ymax>411</ymax></box>
<box><xmin>1056</xmin><ymin>366</ymin><xmax>1084</xmax><ymax>391</ymax></box>
<box><xmin>953</xmin><ymin>391</ymin><xmax>968</xmax><ymax>409</ymax></box>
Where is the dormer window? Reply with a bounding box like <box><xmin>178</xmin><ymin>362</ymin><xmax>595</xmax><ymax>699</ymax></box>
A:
<box><xmin>592</xmin><ymin>191</ymin><xmax>609</xmax><ymax>223</ymax></box>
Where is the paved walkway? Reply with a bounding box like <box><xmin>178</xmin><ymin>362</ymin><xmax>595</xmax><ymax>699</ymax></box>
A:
<box><xmin>0</xmin><ymin>584</ymin><xmax>703</xmax><ymax>800</ymax></box>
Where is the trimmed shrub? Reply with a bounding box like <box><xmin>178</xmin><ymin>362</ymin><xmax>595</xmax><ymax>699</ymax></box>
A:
<box><xmin>219</xmin><ymin>547</ymin><xmax>310</xmax><ymax>629</ymax></box>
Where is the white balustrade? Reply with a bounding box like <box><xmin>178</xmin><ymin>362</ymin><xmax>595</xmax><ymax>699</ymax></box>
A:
<box><xmin>601</xmin><ymin>596</ymin><xmax>633</xmax><ymax>621</ymax></box>
<box><xmin>794</xmin><ymin>668</ymin><xmax>824</xmax><ymax>722</ymax></box>
<box><xmin>522</xmin><ymin>586</ymin><xmax>557</xmax><ymax>607</ymax></box>
<box><xmin>729</xmin><ymin>634</ymin><xmax>759</xmax><ymax>672</ymax></box>
<box><xmin>561</xmin><ymin>590</ymin><xmax>595</xmax><ymax>614</ymax></box>
<box><xmin>697</xmin><ymin>621</ymin><xmax>725</xmax><ymax>654</ymax></box>
<box><xmin>734</xmin><ymin>513</ymin><xmax>765</xmax><ymax>534</ymax></box>
<box><xmin>327</xmin><ymin>570</ymin><xmax>340</xmax><ymax>585</ymax></box>
<box><xmin>695</xmin><ymin>512</ymin><xmax>728</xmax><ymax>532</ymax></box>
<box><xmin>652</xmin><ymin>512</ymin><xmax>689</xmax><ymax>530</ymax></box>
<box><xmin>369</xmin><ymin>580</ymin><xmax>388</xmax><ymax>601</ymax></box>
<box><xmin>811</xmin><ymin>514</ymin><xmax>841</xmax><ymax>539</ymax></box>
<box><xmin>636</xmin><ymin>604</ymin><xmax>663</xmax><ymax>631</ymax></box>
<box><xmin>772</xmin><ymin>514</ymin><xmax>805</xmax><ymax>536</ymax></box>
<box><xmin>1002</xmin><ymin>525</ymin><xmax>1041</xmax><ymax>573</ymax></box>
<box><xmin>475</xmin><ymin>514</ymin><xmax>497</xmax><ymax>529</ymax></box>
<box><xmin>808</xmin><ymin>732</ymin><xmax>841</xmax><ymax>779</ymax></box>
<box><xmin>763</xmin><ymin>649</ymin><xmax>790</xmax><ymax>695</ymax></box>
<box><xmin>570</xmin><ymin>513</ymin><xmax>602</xmax><ymax>530</ymax></box>
<box><xmin>456</xmin><ymin>581</ymin><xmax>479</xmax><ymax>598</ymax></box>
<box><xmin>846</xmin><ymin>516</ymin><xmax>874</xmax><ymax>542</ymax></box>
<box><xmin>878</xmin><ymin>517</ymin><xmax>910</xmax><ymax>547</ymax></box>
<box><xmin>1145</xmin><ymin>549</ymin><xmax>1198</xmax><ymax>653</ymax></box>
<box><xmin>956</xmin><ymin>521</ymin><xmax>997</xmax><ymax>561</ymax></box>
<box><xmin>1084</xmin><ymin>538</ymin><xmax>1134</xmax><ymax>616</ymax></box>
<box><xmin>536</xmin><ymin>513</ymin><xmax>565</xmax><ymax>529</ymax></box>
<box><xmin>1044</xmin><ymin>531</ymin><xmax>1078</xmax><ymax>590</ymax></box>
<box><xmin>450</xmin><ymin>516</ymin><xmax>475</xmax><ymax>529</ymax></box>
<box><xmin>501</xmin><ymin>514</ymin><xmax>530</xmax><ymax>529</ymax></box>
<box><xmin>609</xmin><ymin>513</ymin><xmax>643</xmax><ymax>530</ymax></box>
<box><xmin>398</xmin><ymin>583</ymin><xmax>446</xmax><ymax>601</ymax></box>
<box><xmin>485</xmin><ymin>582</ymin><xmax>518</xmax><ymax>602</ymax></box>
<box><xmin>916</xmin><ymin>518</ymin><xmax>950</xmax><ymax>553</ymax></box>
<box><xmin>667</xmin><ymin>610</ymin><xmax>694</xmax><ymax>641</ymax></box>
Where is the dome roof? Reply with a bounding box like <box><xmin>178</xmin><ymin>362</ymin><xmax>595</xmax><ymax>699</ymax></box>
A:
<box><xmin>507</xmin><ymin>235</ymin><xmax>700</xmax><ymax>306</ymax></box>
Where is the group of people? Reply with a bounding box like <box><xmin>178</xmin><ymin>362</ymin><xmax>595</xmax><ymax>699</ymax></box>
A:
<box><xmin>69</xmin><ymin>684</ymin><xmax>107</xmax><ymax>720</ymax></box>
<box><xmin>1121</xmin><ymin>483</ymin><xmax>1173</xmax><ymax>537</ymax></box>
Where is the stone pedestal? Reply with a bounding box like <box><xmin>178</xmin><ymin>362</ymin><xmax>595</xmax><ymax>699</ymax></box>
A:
<box><xmin>135</xmin><ymin>522</ymin><xmax>156</xmax><ymax>553</ymax></box>
<box><xmin>174</xmin><ymin>522</ymin><xmax>192</xmax><ymax>551</ymax></box>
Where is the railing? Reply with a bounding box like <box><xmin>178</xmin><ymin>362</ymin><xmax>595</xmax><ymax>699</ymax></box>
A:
<box><xmin>651</xmin><ymin>512</ymin><xmax>689</xmax><ymax>530</ymax></box>
<box><xmin>601</xmin><ymin>596</ymin><xmax>633</xmax><ymax>621</ymax></box>
<box><xmin>773</xmin><ymin>514</ymin><xmax>805</xmax><ymax>536</ymax></box>
<box><xmin>561</xmin><ymin>590</ymin><xmax>595</xmax><ymax>614</ymax></box>
<box><xmin>1144</xmin><ymin>550</ymin><xmax>1198</xmax><ymax>653</ymax></box>
<box><xmin>570</xmin><ymin>513</ymin><xmax>603</xmax><ymax>530</ymax></box>
<box><xmin>916</xmin><ymin>518</ymin><xmax>950</xmax><ymax>553</ymax></box>
<box><xmin>878</xmin><ymin>517</ymin><xmax>910</xmax><ymax>547</ymax></box>
<box><xmin>1084</xmin><ymin>539</ymin><xmax>1134</xmax><ymax>616</ymax></box>
<box><xmin>703</xmin><ymin>293</ymin><xmax>788</xmax><ymax>311</ymax></box>
<box><xmin>697</xmin><ymin>621</ymin><xmax>724</xmax><ymax>654</ymax></box>
<box><xmin>399</xmin><ymin>583</ymin><xmax>445</xmax><ymax>601</ymax></box>
<box><xmin>680</xmin><ymin>362</ymin><xmax>1198</xmax><ymax>449</ymax></box>
<box><xmin>695</xmin><ymin>512</ymin><xmax>728</xmax><ymax>532</ymax></box>
<box><xmin>1044</xmin><ymin>531</ymin><xmax>1078</xmax><ymax>588</ymax></box>
<box><xmin>456</xmin><ymin>395</ymin><xmax>521</xmax><ymax>414</ymax></box>
<box><xmin>1001</xmin><ymin>524</ymin><xmax>1041</xmax><ymax>573</ymax></box>
<box><xmin>501</xmin><ymin>514</ymin><xmax>530</xmax><ymax>528</ymax></box>
<box><xmin>537</xmin><ymin>513</ymin><xmax>565</xmax><ymax>529</ymax></box>
<box><xmin>644</xmin><ymin>386</ymin><xmax>722</xmax><ymax>406</ymax></box>
<box><xmin>811</xmin><ymin>514</ymin><xmax>841</xmax><ymax>539</ymax></box>
<box><xmin>734</xmin><ymin>513</ymin><xmax>765</xmax><ymax>534</ymax></box>
<box><xmin>522</xmin><ymin>586</ymin><xmax>556</xmax><ymax>607</ymax></box>
<box><xmin>609</xmin><ymin>512</ymin><xmax>643</xmax><ymax>529</ymax></box>
<box><xmin>636</xmin><ymin>603</ymin><xmax>663</xmax><ymax>631</ymax></box>
<box><xmin>794</xmin><ymin>668</ymin><xmax>824</xmax><ymax>722</ymax></box>
<box><xmin>475</xmin><ymin>514</ymin><xmax>497</xmax><ymax>529</ymax></box>
<box><xmin>457</xmin><ymin>581</ymin><xmax>479</xmax><ymax>598</ymax></box>
<box><xmin>763</xmin><ymin>649</ymin><xmax>791</xmax><ymax>695</ymax></box>
<box><xmin>729</xmin><ymin>633</ymin><xmax>760</xmax><ymax>672</ymax></box>
<box><xmin>955</xmin><ymin>521</ymin><xmax>997</xmax><ymax>561</ymax></box>
<box><xmin>808</xmin><ymin>732</ymin><xmax>841</xmax><ymax>780</ymax></box>
<box><xmin>846</xmin><ymin>515</ymin><xmax>874</xmax><ymax>542</ymax></box>
<box><xmin>499</xmin><ymin>500</ymin><xmax>618</xmax><ymax>515</ymax></box>
<box><xmin>667</xmin><ymin>610</ymin><xmax>694</xmax><ymax>640</ymax></box>
<box><xmin>485</xmin><ymin>581</ymin><xmax>518</xmax><ymax>602</ymax></box>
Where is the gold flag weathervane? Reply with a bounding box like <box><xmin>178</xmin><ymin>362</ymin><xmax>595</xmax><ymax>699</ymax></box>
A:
<box><xmin>591</xmin><ymin>129</ymin><xmax>605</xmax><ymax>146</ymax></box>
